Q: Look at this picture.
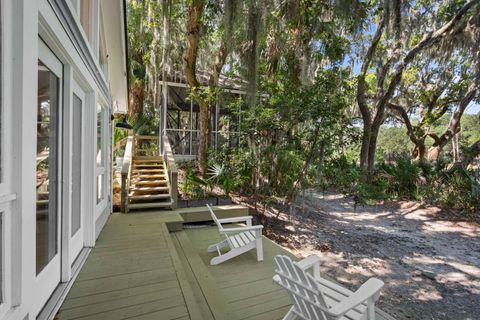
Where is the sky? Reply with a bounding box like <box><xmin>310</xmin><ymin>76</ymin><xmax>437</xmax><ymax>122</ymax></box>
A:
<box><xmin>466</xmin><ymin>103</ymin><xmax>480</xmax><ymax>115</ymax></box>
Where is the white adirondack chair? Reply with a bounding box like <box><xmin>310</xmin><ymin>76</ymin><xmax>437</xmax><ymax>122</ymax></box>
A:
<box><xmin>273</xmin><ymin>255</ymin><xmax>384</xmax><ymax>320</ymax></box>
<box><xmin>206</xmin><ymin>204</ymin><xmax>264</xmax><ymax>265</ymax></box>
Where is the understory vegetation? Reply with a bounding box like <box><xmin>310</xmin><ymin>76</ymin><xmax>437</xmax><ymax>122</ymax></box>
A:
<box><xmin>124</xmin><ymin>0</ymin><xmax>480</xmax><ymax>216</ymax></box>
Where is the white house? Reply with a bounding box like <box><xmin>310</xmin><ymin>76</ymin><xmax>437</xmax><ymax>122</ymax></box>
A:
<box><xmin>0</xmin><ymin>1</ymin><xmax>128</xmax><ymax>319</ymax></box>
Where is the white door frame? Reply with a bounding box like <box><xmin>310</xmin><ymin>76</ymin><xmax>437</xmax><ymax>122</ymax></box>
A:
<box><xmin>69</xmin><ymin>78</ymin><xmax>85</xmax><ymax>265</ymax></box>
<box><xmin>0</xmin><ymin>0</ymin><xmax>15</xmax><ymax>317</ymax></box>
<box><xmin>34</xmin><ymin>38</ymin><xmax>63</xmax><ymax>316</ymax></box>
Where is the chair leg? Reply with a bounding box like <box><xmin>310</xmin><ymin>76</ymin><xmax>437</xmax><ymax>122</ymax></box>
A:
<box><xmin>256</xmin><ymin>233</ymin><xmax>263</xmax><ymax>261</ymax></box>
<box><xmin>367</xmin><ymin>298</ymin><xmax>376</xmax><ymax>320</ymax></box>
<box><xmin>282</xmin><ymin>306</ymin><xmax>297</xmax><ymax>320</ymax></box>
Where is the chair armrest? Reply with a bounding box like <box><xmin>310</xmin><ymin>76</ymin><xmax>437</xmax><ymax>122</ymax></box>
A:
<box><xmin>220</xmin><ymin>225</ymin><xmax>263</xmax><ymax>234</ymax></box>
<box><xmin>297</xmin><ymin>255</ymin><xmax>321</xmax><ymax>280</ymax></box>
<box><xmin>297</xmin><ymin>255</ymin><xmax>321</xmax><ymax>270</ymax></box>
<box><xmin>217</xmin><ymin>216</ymin><xmax>253</xmax><ymax>224</ymax></box>
<box><xmin>329</xmin><ymin>278</ymin><xmax>384</xmax><ymax>317</ymax></box>
<box><xmin>272</xmin><ymin>274</ymin><xmax>281</xmax><ymax>284</ymax></box>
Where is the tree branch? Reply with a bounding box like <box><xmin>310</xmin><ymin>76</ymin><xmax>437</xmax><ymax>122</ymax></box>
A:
<box><xmin>435</xmin><ymin>84</ymin><xmax>478</xmax><ymax>146</ymax></box>
<box><xmin>373</xmin><ymin>0</ymin><xmax>480</xmax><ymax>128</ymax></box>
<box><xmin>356</xmin><ymin>15</ymin><xmax>385</xmax><ymax>125</ymax></box>
<box><xmin>387</xmin><ymin>102</ymin><xmax>419</xmax><ymax>144</ymax></box>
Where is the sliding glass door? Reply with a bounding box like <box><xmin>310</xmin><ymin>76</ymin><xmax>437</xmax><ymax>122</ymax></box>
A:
<box><xmin>69</xmin><ymin>81</ymin><xmax>84</xmax><ymax>263</ymax></box>
<box><xmin>34</xmin><ymin>39</ymin><xmax>62</xmax><ymax>315</ymax></box>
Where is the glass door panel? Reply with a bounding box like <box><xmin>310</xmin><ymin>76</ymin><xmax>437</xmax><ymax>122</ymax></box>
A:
<box><xmin>36</xmin><ymin>60</ymin><xmax>60</xmax><ymax>274</ymax></box>
<box><xmin>71</xmin><ymin>94</ymin><xmax>82</xmax><ymax>236</ymax></box>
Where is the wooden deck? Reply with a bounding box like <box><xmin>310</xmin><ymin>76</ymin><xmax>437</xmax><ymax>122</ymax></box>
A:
<box><xmin>173</xmin><ymin>227</ymin><xmax>394</xmax><ymax>320</ymax></box>
<box><xmin>56</xmin><ymin>209</ymin><xmax>394</xmax><ymax>320</ymax></box>
<box><xmin>56</xmin><ymin>211</ymin><xmax>203</xmax><ymax>320</ymax></box>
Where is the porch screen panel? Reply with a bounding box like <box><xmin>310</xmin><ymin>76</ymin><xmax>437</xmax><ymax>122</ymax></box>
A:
<box><xmin>71</xmin><ymin>94</ymin><xmax>82</xmax><ymax>235</ymax></box>
<box><xmin>36</xmin><ymin>60</ymin><xmax>59</xmax><ymax>274</ymax></box>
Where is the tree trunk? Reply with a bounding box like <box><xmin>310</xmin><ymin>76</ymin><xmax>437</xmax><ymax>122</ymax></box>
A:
<box><xmin>357</xmin><ymin>1</ymin><xmax>478</xmax><ymax>176</ymax></box>
<box><xmin>360</xmin><ymin>124</ymin><xmax>371</xmax><ymax>169</ymax></box>
<box><xmin>356</xmin><ymin>16</ymin><xmax>384</xmax><ymax>172</ymax></box>
<box><xmin>412</xmin><ymin>140</ymin><xmax>426</xmax><ymax>160</ymax></box>
<box><xmin>427</xmin><ymin>146</ymin><xmax>442</xmax><ymax>161</ymax></box>
<box><xmin>184</xmin><ymin>0</ymin><xmax>207</xmax><ymax>175</ymax></box>
<box><xmin>128</xmin><ymin>81</ymin><xmax>144</xmax><ymax>118</ymax></box>
<box><xmin>367</xmin><ymin>123</ymin><xmax>381</xmax><ymax>174</ymax></box>
<box><xmin>452</xmin><ymin>133</ymin><xmax>460</xmax><ymax>162</ymax></box>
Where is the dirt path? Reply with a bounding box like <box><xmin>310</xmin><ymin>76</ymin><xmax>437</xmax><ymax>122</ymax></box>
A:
<box><xmin>246</xmin><ymin>191</ymin><xmax>480</xmax><ymax>320</ymax></box>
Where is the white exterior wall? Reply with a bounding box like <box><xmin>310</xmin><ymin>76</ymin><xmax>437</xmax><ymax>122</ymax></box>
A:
<box><xmin>0</xmin><ymin>1</ymin><xmax>125</xmax><ymax>319</ymax></box>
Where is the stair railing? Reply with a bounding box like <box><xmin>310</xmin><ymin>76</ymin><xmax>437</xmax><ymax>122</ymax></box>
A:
<box><xmin>134</xmin><ymin>135</ymin><xmax>160</xmax><ymax>156</ymax></box>
<box><xmin>121</xmin><ymin>135</ymin><xmax>134</xmax><ymax>213</ymax></box>
<box><xmin>163</xmin><ymin>134</ymin><xmax>178</xmax><ymax>209</ymax></box>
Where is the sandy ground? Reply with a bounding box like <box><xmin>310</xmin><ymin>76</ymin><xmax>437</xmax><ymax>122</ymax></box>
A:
<box><xmin>236</xmin><ymin>191</ymin><xmax>480</xmax><ymax>320</ymax></box>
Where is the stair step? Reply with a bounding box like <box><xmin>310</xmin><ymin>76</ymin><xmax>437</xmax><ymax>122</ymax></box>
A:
<box><xmin>129</xmin><ymin>194</ymin><xmax>171</xmax><ymax>200</ymax></box>
<box><xmin>133</xmin><ymin>159</ymin><xmax>164</xmax><ymax>163</ymax></box>
<box><xmin>128</xmin><ymin>201</ymin><xmax>173</xmax><ymax>209</ymax></box>
<box><xmin>133</xmin><ymin>181</ymin><xmax>169</xmax><ymax>186</ymax></box>
<box><xmin>131</xmin><ymin>174</ymin><xmax>167</xmax><ymax>179</ymax></box>
<box><xmin>129</xmin><ymin>186</ymin><xmax>170</xmax><ymax>192</ymax></box>
<box><xmin>133</xmin><ymin>156</ymin><xmax>163</xmax><ymax>161</ymax></box>
<box><xmin>132</xmin><ymin>169</ymin><xmax>165</xmax><ymax>173</ymax></box>
<box><xmin>133</xmin><ymin>164</ymin><xmax>165</xmax><ymax>168</ymax></box>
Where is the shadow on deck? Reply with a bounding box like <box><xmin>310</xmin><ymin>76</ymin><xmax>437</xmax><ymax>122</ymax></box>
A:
<box><xmin>56</xmin><ymin>208</ymin><xmax>394</xmax><ymax>320</ymax></box>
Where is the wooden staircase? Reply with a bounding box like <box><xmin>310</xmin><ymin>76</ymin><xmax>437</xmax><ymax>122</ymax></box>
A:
<box><xmin>127</xmin><ymin>156</ymin><xmax>173</xmax><ymax>210</ymax></box>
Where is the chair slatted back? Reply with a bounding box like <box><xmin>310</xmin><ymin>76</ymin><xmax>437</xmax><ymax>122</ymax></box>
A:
<box><xmin>274</xmin><ymin>255</ymin><xmax>333</xmax><ymax>320</ymax></box>
<box><xmin>206</xmin><ymin>204</ymin><xmax>223</xmax><ymax>231</ymax></box>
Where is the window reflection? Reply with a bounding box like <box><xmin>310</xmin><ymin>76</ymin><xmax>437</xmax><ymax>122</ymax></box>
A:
<box><xmin>97</xmin><ymin>104</ymin><xmax>103</xmax><ymax>167</ymax></box>
<box><xmin>96</xmin><ymin>174</ymin><xmax>104</xmax><ymax>204</ymax></box>
<box><xmin>36</xmin><ymin>60</ymin><xmax>59</xmax><ymax>274</ymax></box>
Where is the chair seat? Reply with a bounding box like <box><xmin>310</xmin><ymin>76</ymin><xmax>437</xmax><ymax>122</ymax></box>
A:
<box><xmin>206</xmin><ymin>204</ymin><xmax>264</xmax><ymax>265</ymax></box>
<box><xmin>227</xmin><ymin>230</ymin><xmax>257</xmax><ymax>248</ymax></box>
<box><xmin>318</xmin><ymin>278</ymin><xmax>367</xmax><ymax>319</ymax></box>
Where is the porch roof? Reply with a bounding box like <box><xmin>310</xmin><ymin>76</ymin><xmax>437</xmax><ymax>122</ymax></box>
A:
<box><xmin>56</xmin><ymin>208</ymin><xmax>394</xmax><ymax>320</ymax></box>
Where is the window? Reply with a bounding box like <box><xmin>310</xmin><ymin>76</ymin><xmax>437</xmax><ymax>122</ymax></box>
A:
<box><xmin>36</xmin><ymin>60</ymin><xmax>60</xmax><ymax>274</ymax></box>
<box><xmin>71</xmin><ymin>94</ymin><xmax>82</xmax><ymax>235</ymax></box>
<box><xmin>96</xmin><ymin>104</ymin><xmax>106</xmax><ymax>204</ymax></box>
<box><xmin>80</xmin><ymin>0</ymin><xmax>93</xmax><ymax>44</ymax></box>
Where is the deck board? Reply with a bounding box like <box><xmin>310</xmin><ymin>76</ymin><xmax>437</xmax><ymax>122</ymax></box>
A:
<box><xmin>175</xmin><ymin>226</ymin><xmax>395</xmax><ymax>320</ymax></box>
<box><xmin>57</xmin><ymin>208</ymin><xmax>394</xmax><ymax>320</ymax></box>
<box><xmin>57</xmin><ymin>212</ymin><xmax>194</xmax><ymax>320</ymax></box>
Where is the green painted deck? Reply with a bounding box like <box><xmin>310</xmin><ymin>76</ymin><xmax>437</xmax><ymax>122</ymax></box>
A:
<box><xmin>57</xmin><ymin>208</ymin><xmax>394</xmax><ymax>320</ymax></box>
<box><xmin>173</xmin><ymin>227</ymin><xmax>394</xmax><ymax>320</ymax></box>
<box><xmin>56</xmin><ymin>211</ymin><xmax>201</xmax><ymax>320</ymax></box>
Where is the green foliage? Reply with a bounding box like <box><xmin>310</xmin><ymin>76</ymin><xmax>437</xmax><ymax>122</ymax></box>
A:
<box><xmin>378</xmin><ymin>156</ymin><xmax>420</xmax><ymax>199</ymax></box>
<box><xmin>323</xmin><ymin>155</ymin><xmax>479</xmax><ymax>214</ymax></box>
<box><xmin>183</xmin><ymin>165</ymin><xmax>208</xmax><ymax>199</ymax></box>
<box><xmin>125</xmin><ymin>0</ymin><xmax>480</xmax><ymax>217</ymax></box>
<box><xmin>376</xmin><ymin>126</ymin><xmax>414</xmax><ymax>161</ymax></box>
<box><xmin>208</xmin><ymin>163</ymin><xmax>234</xmax><ymax>196</ymax></box>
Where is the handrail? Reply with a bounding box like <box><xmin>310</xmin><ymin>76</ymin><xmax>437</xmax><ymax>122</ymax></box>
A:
<box><xmin>163</xmin><ymin>134</ymin><xmax>178</xmax><ymax>209</ymax></box>
<box><xmin>135</xmin><ymin>135</ymin><xmax>159</xmax><ymax>140</ymax></box>
<box><xmin>121</xmin><ymin>135</ymin><xmax>134</xmax><ymax>213</ymax></box>
<box><xmin>113</xmin><ymin>137</ymin><xmax>128</xmax><ymax>155</ymax></box>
